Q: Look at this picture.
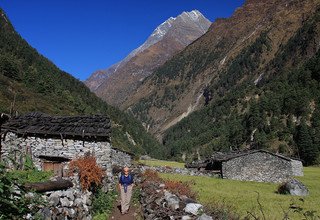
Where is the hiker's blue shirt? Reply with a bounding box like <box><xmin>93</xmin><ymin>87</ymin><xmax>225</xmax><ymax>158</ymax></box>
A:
<box><xmin>119</xmin><ymin>174</ymin><xmax>133</xmax><ymax>193</ymax></box>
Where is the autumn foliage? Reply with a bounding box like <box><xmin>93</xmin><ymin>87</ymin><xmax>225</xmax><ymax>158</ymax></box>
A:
<box><xmin>69</xmin><ymin>156</ymin><xmax>104</xmax><ymax>191</ymax></box>
<box><xmin>142</xmin><ymin>169</ymin><xmax>161</xmax><ymax>182</ymax></box>
<box><xmin>142</xmin><ymin>169</ymin><xmax>196</xmax><ymax>199</ymax></box>
<box><xmin>164</xmin><ymin>180</ymin><xmax>197</xmax><ymax>199</ymax></box>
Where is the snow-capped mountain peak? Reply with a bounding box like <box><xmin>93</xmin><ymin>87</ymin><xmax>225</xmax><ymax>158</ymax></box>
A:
<box><xmin>85</xmin><ymin>10</ymin><xmax>211</xmax><ymax>102</ymax></box>
<box><xmin>131</xmin><ymin>10</ymin><xmax>210</xmax><ymax>56</ymax></box>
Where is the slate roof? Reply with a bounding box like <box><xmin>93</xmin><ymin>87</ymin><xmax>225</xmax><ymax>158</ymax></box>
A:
<box><xmin>2</xmin><ymin>112</ymin><xmax>111</xmax><ymax>142</ymax></box>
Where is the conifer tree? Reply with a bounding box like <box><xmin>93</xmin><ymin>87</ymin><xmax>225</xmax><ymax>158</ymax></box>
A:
<box><xmin>296</xmin><ymin>120</ymin><xmax>318</xmax><ymax>165</ymax></box>
<box><xmin>311</xmin><ymin>107</ymin><xmax>320</xmax><ymax>161</ymax></box>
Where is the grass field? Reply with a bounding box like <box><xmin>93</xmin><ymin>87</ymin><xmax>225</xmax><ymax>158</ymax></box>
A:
<box><xmin>139</xmin><ymin>159</ymin><xmax>185</xmax><ymax>168</ymax></box>
<box><xmin>160</xmin><ymin>167</ymin><xmax>320</xmax><ymax>220</ymax></box>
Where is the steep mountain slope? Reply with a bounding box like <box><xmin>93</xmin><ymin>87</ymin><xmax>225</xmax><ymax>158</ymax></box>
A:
<box><xmin>126</xmin><ymin>0</ymin><xmax>319</xmax><ymax>136</ymax></box>
<box><xmin>0</xmin><ymin>8</ymin><xmax>163</xmax><ymax>158</ymax></box>
<box><xmin>85</xmin><ymin>10</ymin><xmax>211</xmax><ymax>107</ymax></box>
<box><xmin>125</xmin><ymin>0</ymin><xmax>320</xmax><ymax>164</ymax></box>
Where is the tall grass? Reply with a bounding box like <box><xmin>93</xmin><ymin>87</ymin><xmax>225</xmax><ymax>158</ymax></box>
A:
<box><xmin>160</xmin><ymin>167</ymin><xmax>320</xmax><ymax>219</ymax></box>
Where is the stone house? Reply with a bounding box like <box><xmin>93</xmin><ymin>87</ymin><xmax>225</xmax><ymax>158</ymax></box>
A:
<box><xmin>186</xmin><ymin>150</ymin><xmax>303</xmax><ymax>183</ymax></box>
<box><xmin>0</xmin><ymin>112</ymin><xmax>132</xmax><ymax>176</ymax></box>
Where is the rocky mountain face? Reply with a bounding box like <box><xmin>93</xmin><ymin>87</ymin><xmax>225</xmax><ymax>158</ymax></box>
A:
<box><xmin>127</xmin><ymin>0</ymin><xmax>319</xmax><ymax>137</ymax></box>
<box><xmin>124</xmin><ymin>0</ymin><xmax>320</xmax><ymax>162</ymax></box>
<box><xmin>85</xmin><ymin>10</ymin><xmax>211</xmax><ymax>106</ymax></box>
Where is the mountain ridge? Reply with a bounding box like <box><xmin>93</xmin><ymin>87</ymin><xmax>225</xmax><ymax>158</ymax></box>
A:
<box><xmin>85</xmin><ymin>10</ymin><xmax>211</xmax><ymax>106</ymax></box>
<box><xmin>120</xmin><ymin>0</ymin><xmax>320</xmax><ymax>165</ymax></box>
<box><xmin>125</xmin><ymin>0</ymin><xmax>319</xmax><ymax>139</ymax></box>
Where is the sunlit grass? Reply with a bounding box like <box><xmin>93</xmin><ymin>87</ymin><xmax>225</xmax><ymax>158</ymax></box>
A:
<box><xmin>139</xmin><ymin>159</ymin><xmax>185</xmax><ymax>168</ymax></box>
<box><xmin>160</xmin><ymin>167</ymin><xmax>320</xmax><ymax>219</ymax></box>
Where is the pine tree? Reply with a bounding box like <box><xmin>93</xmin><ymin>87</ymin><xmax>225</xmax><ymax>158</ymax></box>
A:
<box><xmin>296</xmin><ymin>120</ymin><xmax>318</xmax><ymax>165</ymax></box>
<box><xmin>311</xmin><ymin>107</ymin><xmax>320</xmax><ymax>161</ymax></box>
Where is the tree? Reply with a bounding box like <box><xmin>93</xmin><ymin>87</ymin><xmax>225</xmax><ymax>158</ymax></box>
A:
<box><xmin>311</xmin><ymin>108</ymin><xmax>320</xmax><ymax>155</ymax></box>
<box><xmin>0</xmin><ymin>55</ymin><xmax>21</xmax><ymax>80</ymax></box>
<box><xmin>296</xmin><ymin>121</ymin><xmax>319</xmax><ymax>165</ymax></box>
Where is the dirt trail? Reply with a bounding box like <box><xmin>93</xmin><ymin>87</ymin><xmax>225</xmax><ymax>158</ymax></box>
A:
<box><xmin>109</xmin><ymin>203</ymin><xmax>139</xmax><ymax>220</ymax></box>
<box><xmin>108</xmin><ymin>197</ymin><xmax>141</xmax><ymax>220</ymax></box>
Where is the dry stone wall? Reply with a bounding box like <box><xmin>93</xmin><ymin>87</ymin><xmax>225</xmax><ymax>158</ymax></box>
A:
<box><xmin>1</xmin><ymin>132</ymin><xmax>132</xmax><ymax>173</ymax></box>
<box><xmin>222</xmin><ymin>151</ymin><xmax>296</xmax><ymax>183</ymax></box>
<box><xmin>111</xmin><ymin>148</ymin><xmax>132</xmax><ymax>167</ymax></box>
<box><xmin>291</xmin><ymin>159</ymin><xmax>303</xmax><ymax>176</ymax></box>
<box><xmin>26</xmin><ymin>176</ymin><xmax>93</xmax><ymax>220</ymax></box>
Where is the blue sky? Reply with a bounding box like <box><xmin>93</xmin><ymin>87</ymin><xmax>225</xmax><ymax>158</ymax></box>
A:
<box><xmin>1</xmin><ymin>1</ymin><xmax>245</xmax><ymax>81</ymax></box>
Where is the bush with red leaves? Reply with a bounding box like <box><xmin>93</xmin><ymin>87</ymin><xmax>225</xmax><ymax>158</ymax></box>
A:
<box><xmin>69</xmin><ymin>156</ymin><xmax>104</xmax><ymax>191</ymax></box>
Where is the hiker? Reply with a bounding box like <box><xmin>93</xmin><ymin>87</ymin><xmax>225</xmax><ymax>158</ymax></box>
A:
<box><xmin>119</xmin><ymin>166</ymin><xmax>134</xmax><ymax>214</ymax></box>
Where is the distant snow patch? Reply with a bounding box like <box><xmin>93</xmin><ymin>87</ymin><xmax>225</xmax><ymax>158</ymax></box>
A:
<box><xmin>125</xmin><ymin>132</ymin><xmax>136</xmax><ymax>146</ymax></box>
<box><xmin>151</xmin><ymin>18</ymin><xmax>174</xmax><ymax>38</ymax></box>
<box><xmin>254</xmin><ymin>73</ymin><xmax>264</xmax><ymax>85</ymax></box>
<box><xmin>2</xmin><ymin>13</ymin><xmax>8</xmax><ymax>23</ymax></box>
<box><xmin>250</xmin><ymin>128</ymin><xmax>257</xmax><ymax>142</ymax></box>
<box><xmin>220</xmin><ymin>56</ymin><xmax>227</xmax><ymax>65</ymax></box>
<box><xmin>114</xmin><ymin>63</ymin><xmax>120</xmax><ymax>72</ymax></box>
<box><xmin>187</xmin><ymin>10</ymin><xmax>201</xmax><ymax>21</ymax></box>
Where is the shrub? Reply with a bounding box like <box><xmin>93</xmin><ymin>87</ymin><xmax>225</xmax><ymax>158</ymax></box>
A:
<box><xmin>277</xmin><ymin>182</ymin><xmax>290</xmax><ymax>194</ymax></box>
<box><xmin>7</xmin><ymin>170</ymin><xmax>53</xmax><ymax>184</ymax></box>
<box><xmin>0</xmin><ymin>163</ymin><xmax>45</xmax><ymax>219</ymax></box>
<box><xmin>69</xmin><ymin>156</ymin><xmax>104</xmax><ymax>191</ymax></box>
<box><xmin>142</xmin><ymin>169</ymin><xmax>161</xmax><ymax>182</ymax></box>
<box><xmin>92</xmin><ymin>188</ymin><xmax>117</xmax><ymax>218</ymax></box>
<box><xmin>164</xmin><ymin>180</ymin><xmax>197</xmax><ymax>199</ymax></box>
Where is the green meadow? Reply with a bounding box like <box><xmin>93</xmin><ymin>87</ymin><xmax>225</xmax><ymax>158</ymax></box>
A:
<box><xmin>139</xmin><ymin>159</ymin><xmax>185</xmax><ymax>168</ymax></box>
<box><xmin>159</xmin><ymin>167</ymin><xmax>320</xmax><ymax>219</ymax></box>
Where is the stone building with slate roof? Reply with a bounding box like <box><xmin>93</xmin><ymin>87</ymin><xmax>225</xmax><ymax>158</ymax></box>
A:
<box><xmin>186</xmin><ymin>150</ymin><xmax>303</xmax><ymax>183</ymax></box>
<box><xmin>0</xmin><ymin>112</ymin><xmax>132</xmax><ymax>176</ymax></box>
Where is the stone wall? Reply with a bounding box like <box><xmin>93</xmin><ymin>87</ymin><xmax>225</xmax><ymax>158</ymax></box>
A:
<box><xmin>139</xmin><ymin>165</ymin><xmax>219</xmax><ymax>177</ymax></box>
<box><xmin>1</xmin><ymin>132</ymin><xmax>132</xmax><ymax>174</ymax></box>
<box><xmin>34</xmin><ymin>176</ymin><xmax>93</xmax><ymax>220</ymax></box>
<box><xmin>291</xmin><ymin>159</ymin><xmax>303</xmax><ymax>176</ymax></box>
<box><xmin>222</xmin><ymin>152</ymin><xmax>294</xmax><ymax>183</ymax></box>
<box><xmin>111</xmin><ymin>148</ymin><xmax>132</xmax><ymax>167</ymax></box>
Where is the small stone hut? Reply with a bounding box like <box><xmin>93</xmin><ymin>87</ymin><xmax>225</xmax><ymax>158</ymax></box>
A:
<box><xmin>186</xmin><ymin>150</ymin><xmax>303</xmax><ymax>183</ymax></box>
<box><xmin>0</xmin><ymin>112</ymin><xmax>132</xmax><ymax>176</ymax></box>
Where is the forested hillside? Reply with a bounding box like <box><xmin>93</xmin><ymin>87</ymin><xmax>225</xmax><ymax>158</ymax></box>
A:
<box><xmin>0</xmin><ymin>9</ymin><xmax>164</xmax><ymax>158</ymax></box>
<box><xmin>162</xmin><ymin>6</ymin><xmax>320</xmax><ymax>165</ymax></box>
<box><xmin>124</xmin><ymin>0</ymin><xmax>320</xmax><ymax>165</ymax></box>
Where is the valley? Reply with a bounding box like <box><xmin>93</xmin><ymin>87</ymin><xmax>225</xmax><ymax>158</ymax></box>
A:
<box><xmin>1</xmin><ymin>1</ymin><xmax>320</xmax><ymax>219</ymax></box>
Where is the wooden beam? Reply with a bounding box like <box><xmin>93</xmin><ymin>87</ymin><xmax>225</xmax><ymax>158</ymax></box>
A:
<box><xmin>24</xmin><ymin>179</ymin><xmax>73</xmax><ymax>193</ymax></box>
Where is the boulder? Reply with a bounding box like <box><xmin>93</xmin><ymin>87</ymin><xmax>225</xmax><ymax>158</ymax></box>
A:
<box><xmin>60</xmin><ymin>197</ymin><xmax>71</xmax><ymax>207</ymax></box>
<box><xmin>74</xmin><ymin>198</ymin><xmax>83</xmax><ymax>206</ymax></box>
<box><xmin>49</xmin><ymin>195</ymin><xmax>60</xmax><ymax>206</ymax></box>
<box><xmin>197</xmin><ymin>213</ymin><xmax>213</xmax><ymax>220</ymax></box>
<box><xmin>167</xmin><ymin>195</ymin><xmax>180</xmax><ymax>210</ymax></box>
<box><xmin>39</xmin><ymin>207</ymin><xmax>51</xmax><ymax>220</ymax></box>
<box><xmin>140</xmin><ymin>155</ymin><xmax>152</xmax><ymax>160</ymax></box>
<box><xmin>64</xmin><ymin>190</ymin><xmax>75</xmax><ymax>201</ymax></box>
<box><xmin>279</xmin><ymin>179</ymin><xmax>309</xmax><ymax>196</ymax></box>
<box><xmin>184</xmin><ymin>203</ymin><xmax>203</xmax><ymax>215</ymax></box>
<box><xmin>49</xmin><ymin>191</ymin><xmax>63</xmax><ymax>198</ymax></box>
<box><xmin>164</xmin><ymin>191</ymin><xmax>180</xmax><ymax>210</ymax></box>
